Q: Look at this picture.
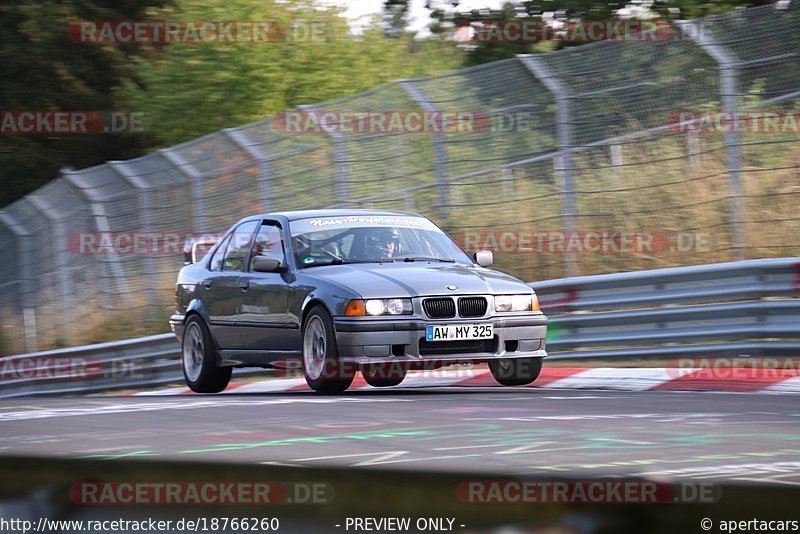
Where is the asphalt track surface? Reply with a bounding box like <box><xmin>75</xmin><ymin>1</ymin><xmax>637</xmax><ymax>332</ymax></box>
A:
<box><xmin>1</xmin><ymin>387</ymin><xmax>799</xmax><ymax>485</ymax></box>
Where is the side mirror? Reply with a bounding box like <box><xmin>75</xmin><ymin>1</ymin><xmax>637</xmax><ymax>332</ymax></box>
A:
<box><xmin>184</xmin><ymin>237</ymin><xmax>217</xmax><ymax>265</ymax></box>
<box><xmin>473</xmin><ymin>250</ymin><xmax>493</xmax><ymax>267</ymax></box>
<box><xmin>252</xmin><ymin>255</ymin><xmax>283</xmax><ymax>273</ymax></box>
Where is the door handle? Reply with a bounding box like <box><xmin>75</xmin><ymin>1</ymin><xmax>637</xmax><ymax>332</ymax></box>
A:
<box><xmin>239</xmin><ymin>280</ymin><xmax>250</xmax><ymax>291</ymax></box>
<box><xmin>202</xmin><ymin>280</ymin><xmax>213</xmax><ymax>289</ymax></box>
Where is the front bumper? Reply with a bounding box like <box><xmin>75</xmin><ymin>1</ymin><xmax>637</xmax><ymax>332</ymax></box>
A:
<box><xmin>169</xmin><ymin>314</ymin><xmax>185</xmax><ymax>344</ymax></box>
<box><xmin>333</xmin><ymin>314</ymin><xmax>547</xmax><ymax>365</ymax></box>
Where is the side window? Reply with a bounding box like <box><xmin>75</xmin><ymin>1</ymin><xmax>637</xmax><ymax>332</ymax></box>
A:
<box><xmin>208</xmin><ymin>235</ymin><xmax>232</xmax><ymax>272</ymax></box>
<box><xmin>221</xmin><ymin>221</ymin><xmax>259</xmax><ymax>272</ymax></box>
<box><xmin>249</xmin><ymin>223</ymin><xmax>285</xmax><ymax>270</ymax></box>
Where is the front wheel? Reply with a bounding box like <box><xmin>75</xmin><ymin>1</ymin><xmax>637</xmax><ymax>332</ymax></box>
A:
<box><xmin>488</xmin><ymin>357</ymin><xmax>543</xmax><ymax>386</ymax></box>
<box><xmin>182</xmin><ymin>316</ymin><xmax>232</xmax><ymax>393</ymax></box>
<box><xmin>303</xmin><ymin>306</ymin><xmax>355</xmax><ymax>393</ymax></box>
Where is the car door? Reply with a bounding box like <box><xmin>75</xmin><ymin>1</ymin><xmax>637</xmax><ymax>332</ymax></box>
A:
<box><xmin>237</xmin><ymin>221</ymin><xmax>296</xmax><ymax>353</ymax></box>
<box><xmin>202</xmin><ymin>220</ymin><xmax>259</xmax><ymax>349</ymax></box>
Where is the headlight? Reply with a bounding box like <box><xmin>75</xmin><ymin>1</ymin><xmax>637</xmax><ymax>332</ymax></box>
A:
<box><xmin>495</xmin><ymin>294</ymin><xmax>538</xmax><ymax>312</ymax></box>
<box><xmin>346</xmin><ymin>299</ymin><xmax>413</xmax><ymax>316</ymax></box>
<box><xmin>386</xmin><ymin>298</ymin><xmax>408</xmax><ymax>315</ymax></box>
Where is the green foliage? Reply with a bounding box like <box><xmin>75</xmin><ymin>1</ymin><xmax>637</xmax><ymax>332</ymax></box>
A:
<box><xmin>120</xmin><ymin>0</ymin><xmax>463</xmax><ymax>147</ymax></box>
<box><xmin>413</xmin><ymin>0</ymin><xmax>775</xmax><ymax>67</ymax></box>
<box><xmin>0</xmin><ymin>0</ymin><xmax>169</xmax><ymax>208</ymax></box>
<box><xmin>1</xmin><ymin>0</ymin><xmax>463</xmax><ymax>207</ymax></box>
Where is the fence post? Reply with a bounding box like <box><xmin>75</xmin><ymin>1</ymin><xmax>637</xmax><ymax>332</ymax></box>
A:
<box><xmin>298</xmin><ymin>105</ymin><xmax>350</xmax><ymax>207</ymax></box>
<box><xmin>61</xmin><ymin>167</ymin><xmax>131</xmax><ymax>307</ymax></box>
<box><xmin>0</xmin><ymin>211</ymin><xmax>37</xmax><ymax>352</ymax></box>
<box><xmin>610</xmin><ymin>144</ymin><xmax>624</xmax><ymax>180</ymax></box>
<box><xmin>159</xmin><ymin>148</ymin><xmax>208</xmax><ymax>233</ymax></box>
<box><xmin>25</xmin><ymin>194</ymin><xmax>72</xmax><ymax>343</ymax></box>
<box><xmin>224</xmin><ymin>128</ymin><xmax>273</xmax><ymax>212</ymax></box>
<box><xmin>677</xmin><ymin>20</ymin><xmax>745</xmax><ymax>261</ymax></box>
<box><xmin>518</xmin><ymin>55</ymin><xmax>579</xmax><ymax>277</ymax></box>
<box><xmin>108</xmin><ymin>161</ymin><xmax>160</xmax><ymax>316</ymax></box>
<box><xmin>398</xmin><ymin>80</ymin><xmax>449</xmax><ymax>222</ymax></box>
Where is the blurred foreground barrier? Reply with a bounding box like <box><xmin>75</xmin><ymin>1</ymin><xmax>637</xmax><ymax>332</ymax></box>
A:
<box><xmin>530</xmin><ymin>257</ymin><xmax>800</xmax><ymax>360</ymax></box>
<box><xmin>1</xmin><ymin>258</ymin><xmax>798</xmax><ymax>397</ymax></box>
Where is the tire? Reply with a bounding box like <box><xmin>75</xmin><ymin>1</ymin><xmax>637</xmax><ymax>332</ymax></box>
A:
<box><xmin>302</xmin><ymin>306</ymin><xmax>355</xmax><ymax>393</ymax></box>
<box><xmin>182</xmin><ymin>315</ymin><xmax>232</xmax><ymax>393</ymax></box>
<box><xmin>362</xmin><ymin>363</ymin><xmax>407</xmax><ymax>387</ymax></box>
<box><xmin>488</xmin><ymin>357</ymin><xmax>543</xmax><ymax>386</ymax></box>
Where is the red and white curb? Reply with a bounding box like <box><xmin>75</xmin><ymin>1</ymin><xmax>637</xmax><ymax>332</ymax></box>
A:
<box><xmin>131</xmin><ymin>367</ymin><xmax>800</xmax><ymax>395</ymax></box>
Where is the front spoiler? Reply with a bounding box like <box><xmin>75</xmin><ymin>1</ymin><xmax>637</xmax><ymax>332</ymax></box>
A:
<box><xmin>337</xmin><ymin>349</ymin><xmax>547</xmax><ymax>366</ymax></box>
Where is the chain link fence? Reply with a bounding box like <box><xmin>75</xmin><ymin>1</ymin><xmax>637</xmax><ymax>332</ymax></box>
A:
<box><xmin>1</xmin><ymin>4</ymin><xmax>799</xmax><ymax>354</ymax></box>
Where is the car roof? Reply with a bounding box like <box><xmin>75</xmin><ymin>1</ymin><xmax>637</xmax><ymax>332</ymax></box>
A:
<box><xmin>249</xmin><ymin>209</ymin><xmax>425</xmax><ymax>222</ymax></box>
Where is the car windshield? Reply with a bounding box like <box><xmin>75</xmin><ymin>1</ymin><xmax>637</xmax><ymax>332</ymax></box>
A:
<box><xmin>289</xmin><ymin>215</ymin><xmax>473</xmax><ymax>268</ymax></box>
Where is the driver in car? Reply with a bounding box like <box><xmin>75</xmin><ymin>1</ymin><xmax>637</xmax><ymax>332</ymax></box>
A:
<box><xmin>365</xmin><ymin>228</ymin><xmax>400</xmax><ymax>259</ymax></box>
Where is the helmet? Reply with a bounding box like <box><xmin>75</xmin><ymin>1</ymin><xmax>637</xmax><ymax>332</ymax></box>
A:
<box><xmin>365</xmin><ymin>228</ymin><xmax>400</xmax><ymax>258</ymax></box>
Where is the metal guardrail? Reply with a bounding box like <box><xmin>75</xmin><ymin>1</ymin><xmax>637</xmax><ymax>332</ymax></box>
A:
<box><xmin>530</xmin><ymin>257</ymin><xmax>800</xmax><ymax>360</ymax></box>
<box><xmin>0</xmin><ymin>333</ymin><xmax>273</xmax><ymax>398</ymax></box>
<box><xmin>0</xmin><ymin>334</ymin><xmax>181</xmax><ymax>398</ymax></box>
<box><xmin>0</xmin><ymin>258</ymin><xmax>798</xmax><ymax>397</ymax></box>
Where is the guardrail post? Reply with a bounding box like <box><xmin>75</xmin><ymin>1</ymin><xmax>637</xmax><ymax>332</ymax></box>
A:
<box><xmin>159</xmin><ymin>148</ymin><xmax>208</xmax><ymax>233</ymax></box>
<box><xmin>677</xmin><ymin>21</ymin><xmax>745</xmax><ymax>261</ymax></box>
<box><xmin>61</xmin><ymin>167</ymin><xmax>131</xmax><ymax>308</ymax></box>
<box><xmin>298</xmin><ymin>105</ymin><xmax>351</xmax><ymax>207</ymax></box>
<box><xmin>108</xmin><ymin>162</ymin><xmax>160</xmax><ymax>316</ymax></box>
<box><xmin>518</xmin><ymin>55</ymin><xmax>579</xmax><ymax>277</ymax></box>
<box><xmin>399</xmin><ymin>80</ymin><xmax>449</xmax><ymax>222</ymax></box>
<box><xmin>0</xmin><ymin>211</ymin><xmax>37</xmax><ymax>351</ymax></box>
<box><xmin>224</xmin><ymin>128</ymin><xmax>273</xmax><ymax>212</ymax></box>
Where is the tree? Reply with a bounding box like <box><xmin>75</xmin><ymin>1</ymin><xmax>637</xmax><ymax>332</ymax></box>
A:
<box><xmin>420</xmin><ymin>0</ymin><xmax>777</xmax><ymax>67</ymax></box>
<box><xmin>0</xmin><ymin>0</ymin><xmax>169</xmax><ymax>208</ymax></box>
<box><xmin>121</xmin><ymin>0</ymin><xmax>463</xmax><ymax>147</ymax></box>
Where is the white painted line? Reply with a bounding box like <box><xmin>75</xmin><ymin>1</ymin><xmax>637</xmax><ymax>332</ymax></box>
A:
<box><xmin>0</xmin><ymin>397</ymin><xmax>411</xmax><ymax>422</ymax></box>
<box><xmin>542</xmin><ymin>367</ymin><xmax>680</xmax><ymax>391</ymax></box>
<box><xmin>433</xmin><ymin>443</ymin><xmax>512</xmax><ymax>451</ymax></box>
<box><xmin>132</xmin><ymin>386</ymin><xmax>190</xmax><ymax>396</ymax></box>
<box><xmin>762</xmin><ymin>376</ymin><xmax>800</xmax><ymax>394</ymax></box>
<box><xmin>231</xmin><ymin>379</ymin><xmax>308</xmax><ymax>393</ymax></box>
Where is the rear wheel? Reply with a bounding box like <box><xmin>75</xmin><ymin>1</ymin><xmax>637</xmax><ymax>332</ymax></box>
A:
<box><xmin>488</xmin><ymin>357</ymin><xmax>543</xmax><ymax>386</ymax></box>
<box><xmin>182</xmin><ymin>316</ymin><xmax>232</xmax><ymax>393</ymax></box>
<box><xmin>362</xmin><ymin>364</ymin><xmax>407</xmax><ymax>387</ymax></box>
<box><xmin>303</xmin><ymin>306</ymin><xmax>355</xmax><ymax>393</ymax></box>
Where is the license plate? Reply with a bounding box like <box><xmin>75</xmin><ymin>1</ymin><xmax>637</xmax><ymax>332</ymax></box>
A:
<box><xmin>425</xmin><ymin>324</ymin><xmax>493</xmax><ymax>342</ymax></box>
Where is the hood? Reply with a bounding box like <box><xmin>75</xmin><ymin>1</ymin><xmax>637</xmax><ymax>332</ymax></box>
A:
<box><xmin>301</xmin><ymin>262</ymin><xmax>531</xmax><ymax>299</ymax></box>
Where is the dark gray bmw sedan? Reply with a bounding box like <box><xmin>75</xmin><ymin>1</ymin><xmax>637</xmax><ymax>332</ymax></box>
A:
<box><xmin>170</xmin><ymin>210</ymin><xmax>547</xmax><ymax>393</ymax></box>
